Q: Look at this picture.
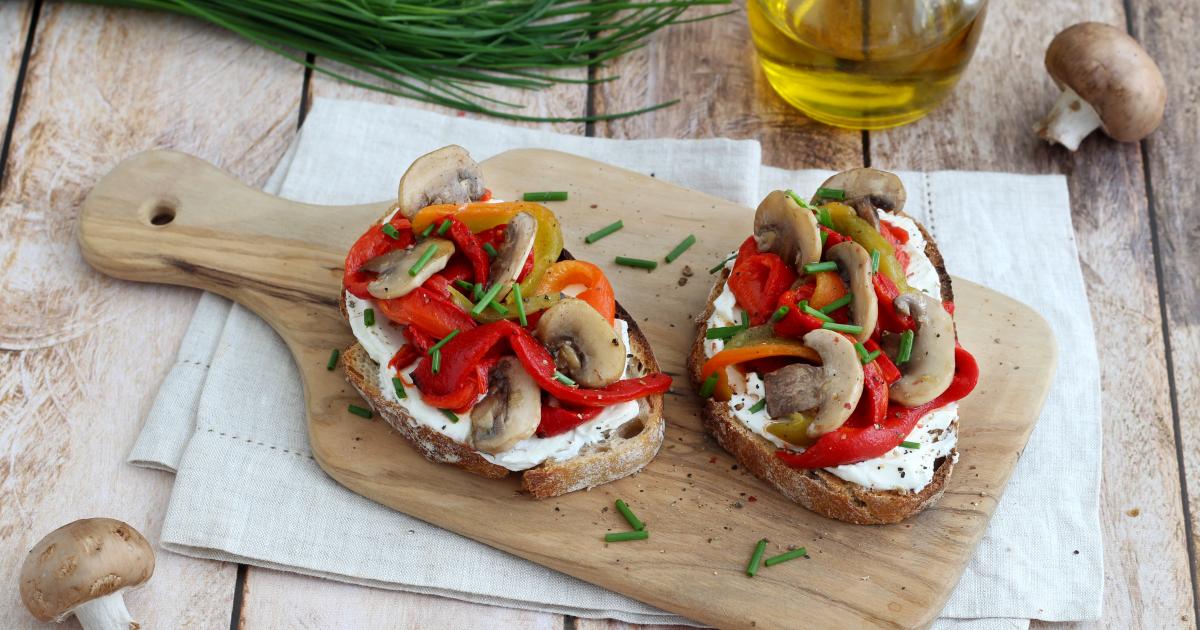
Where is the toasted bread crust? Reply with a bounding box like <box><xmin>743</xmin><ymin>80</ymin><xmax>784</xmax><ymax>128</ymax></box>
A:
<box><xmin>687</xmin><ymin>209</ymin><xmax>957</xmax><ymax>524</ymax></box>
<box><xmin>341</xmin><ymin>301</ymin><xmax>666</xmax><ymax>498</ymax></box>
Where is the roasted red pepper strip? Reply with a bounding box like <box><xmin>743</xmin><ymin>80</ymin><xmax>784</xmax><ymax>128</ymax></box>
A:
<box><xmin>819</xmin><ymin>225</ymin><xmax>848</xmax><ymax>249</ymax></box>
<box><xmin>537</xmin><ymin>400</ymin><xmax>604</xmax><ymax>437</ymax></box>
<box><xmin>772</xmin><ymin>287</ymin><xmax>825</xmax><ymax>338</ymax></box>
<box><xmin>412</xmin><ymin>320</ymin><xmax>672</xmax><ymax>410</ymax></box>
<box><xmin>864</xmin><ymin>338</ymin><xmax>902</xmax><ymax>384</ymax></box>
<box><xmin>776</xmin><ymin>346</ymin><xmax>978</xmax><ymax>469</ymax></box>
<box><xmin>343</xmin><ymin>216</ymin><xmax>414</xmax><ymax>299</ymax></box>
<box><xmin>873</xmin><ymin>273</ymin><xmax>915</xmax><ymax>334</ymax></box>
<box><xmin>442</xmin><ymin>217</ymin><xmax>491</xmax><ymax>285</ymax></box>
<box><xmin>728</xmin><ymin>237</ymin><xmax>798</xmax><ymax>325</ymax></box>
<box><xmin>376</xmin><ymin>287</ymin><xmax>477</xmax><ymax>340</ymax></box>
<box><xmin>878</xmin><ymin>221</ymin><xmax>911</xmax><ymax>271</ymax></box>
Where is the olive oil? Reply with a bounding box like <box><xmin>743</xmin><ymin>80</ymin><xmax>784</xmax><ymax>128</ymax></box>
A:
<box><xmin>749</xmin><ymin>0</ymin><xmax>988</xmax><ymax>130</ymax></box>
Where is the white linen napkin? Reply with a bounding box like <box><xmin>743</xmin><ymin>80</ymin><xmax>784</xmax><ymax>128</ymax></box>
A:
<box><xmin>129</xmin><ymin>98</ymin><xmax>1102</xmax><ymax>628</ymax></box>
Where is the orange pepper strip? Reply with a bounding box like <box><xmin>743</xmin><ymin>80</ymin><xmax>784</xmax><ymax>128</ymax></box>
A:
<box><xmin>537</xmin><ymin>260</ymin><xmax>615</xmax><ymax>324</ymax></box>
<box><xmin>808</xmin><ymin>271</ymin><xmax>847</xmax><ymax>310</ymax></box>
<box><xmin>699</xmin><ymin>343</ymin><xmax>821</xmax><ymax>401</ymax></box>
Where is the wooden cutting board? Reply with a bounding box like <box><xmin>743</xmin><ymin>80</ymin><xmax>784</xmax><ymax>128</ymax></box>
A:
<box><xmin>79</xmin><ymin>149</ymin><xmax>1056</xmax><ymax>629</ymax></box>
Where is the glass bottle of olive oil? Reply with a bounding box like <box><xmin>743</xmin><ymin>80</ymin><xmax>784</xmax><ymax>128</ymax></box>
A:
<box><xmin>749</xmin><ymin>0</ymin><xmax>988</xmax><ymax>130</ymax></box>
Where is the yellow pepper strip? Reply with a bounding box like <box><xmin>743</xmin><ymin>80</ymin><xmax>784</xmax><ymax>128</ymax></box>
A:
<box><xmin>699</xmin><ymin>341</ymin><xmax>820</xmax><ymax>401</ymax></box>
<box><xmin>412</xmin><ymin>201</ymin><xmax>563</xmax><ymax>296</ymax></box>
<box><xmin>824</xmin><ymin>202</ymin><xmax>911</xmax><ymax>293</ymax></box>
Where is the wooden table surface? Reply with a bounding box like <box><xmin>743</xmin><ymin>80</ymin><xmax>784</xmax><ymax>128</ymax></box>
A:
<box><xmin>0</xmin><ymin>1</ymin><xmax>1195</xmax><ymax>628</ymax></box>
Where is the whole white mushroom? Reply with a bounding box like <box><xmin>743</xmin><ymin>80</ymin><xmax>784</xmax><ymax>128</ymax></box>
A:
<box><xmin>20</xmin><ymin>518</ymin><xmax>155</xmax><ymax>630</ymax></box>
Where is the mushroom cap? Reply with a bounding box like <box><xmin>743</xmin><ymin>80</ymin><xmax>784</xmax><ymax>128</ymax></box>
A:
<box><xmin>753</xmin><ymin>190</ymin><xmax>822</xmax><ymax>270</ymax></box>
<box><xmin>488</xmin><ymin>212</ymin><xmax>537</xmax><ymax>301</ymax></box>
<box><xmin>889</xmin><ymin>292</ymin><xmax>956</xmax><ymax>406</ymax></box>
<box><xmin>20</xmin><ymin>518</ymin><xmax>155</xmax><ymax>622</ymax></box>
<box><xmin>364</xmin><ymin>238</ymin><xmax>456</xmax><ymax>299</ymax></box>
<box><xmin>535</xmin><ymin>298</ymin><xmax>626</xmax><ymax>388</ymax></box>
<box><xmin>471</xmin><ymin>356</ymin><xmax>541</xmax><ymax>454</ymax></box>
<box><xmin>396</xmin><ymin>145</ymin><xmax>486</xmax><ymax>219</ymax></box>
<box><xmin>800</xmin><ymin>328</ymin><xmax>865</xmax><ymax>437</ymax></box>
<box><xmin>813</xmin><ymin>168</ymin><xmax>906</xmax><ymax>227</ymax></box>
<box><xmin>824</xmin><ymin>241</ymin><xmax>878</xmax><ymax>343</ymax></box>
<box><xmin>1045</xmin><ymin>22</ymin><xmax>1166</xmax><ymax>142</ymax></box>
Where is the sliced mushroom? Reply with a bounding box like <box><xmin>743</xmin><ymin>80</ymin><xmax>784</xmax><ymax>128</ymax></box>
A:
<box><xmin>364</xmin><ymin>238</ymin><xmax>455</xmax><ymax>299</ymax></box>
<box><xmin>824</xmin><ymin>241</ymin><xmax>878</xmax><ymax>343</ymax></box>
<box><xmin>764</xmin><ymin>363</ymin><xmax>824</xmax><ymax>418</ymax></box>
<box><xmin>802</xmin><ymin>329</ymin><xmax>864</xmax><ymax>437</ymax></box>
<box><xmin>396</xmin><ymin>145</ymin><xmax>486</xmax><ymax>219</ymax></box>
<box><xmin>753</xmin><ymin>190</ymin><xmax>822</xmax><ymax>269</ymax></box>
<box><xmin>471</xmin><ymin>356</ymin><xmax>541</xmax><ymax>454</ymax></box>
<box><xmin>889</xmin><ymin>292</ymin><xmax>955</xmax><ymax>406</ymax></box>
<box><xmin>813</xmin><ymin>168</ymin><xmax>906</xmax><ymax>227</ymax></box>
<box><xmin>488</xmin><ymin>211</ymin><xmax>537</xmax><ymax>301</ymax></box>
<box><xmin>535</xmin><ymin>298</ymin><xmax>625</xmax><ymax>388</ymax></box>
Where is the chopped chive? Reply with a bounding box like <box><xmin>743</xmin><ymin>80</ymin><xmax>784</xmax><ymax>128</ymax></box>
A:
<box><xmin>870</xmin><ymin>249</ymin><xmax>881</xmax><ymax>273</ymax></box>
<box><xmin>391</xmin><ymin>376</ymin><xmax>408</xmax><ymax>400</ymax></box>
<box><xmin>770</xmin><ymin>305</ymin><xmax>790</xmax><ymax>323</ymax></box>
<box><xmin>437</xmin><ymin>219</ymin><xmax>452</xmax><ymax>235</ymax></box>
<box><xmin>585</xmin><ymin>220</ymin><xmax>624</xmax><ymax>244</ymax></box>
<box><xmin>326</xmin><ymin>348</ymin><xmax>340</xmax><ymax>371</ymax></box>
<box><xmin>431</xmin><ymin>348</ymin><xmax>442</xmax><ymax>374</ymax></box>
<box><xmin>820</xmin><ymin>293</ymin><xmax>853</xmax><ymax>314</ymax></box>
<box><xmin>381</xmin><ymin>223</ymin><xmax>402</xmax><ymax>240</ymax></box>
<box><xmin>763</xmin><ymin>548</ymin><xmax>808</xmax><ymax>566</ymax></box>
<box><xmin>741</xmin><ymin>310</ymin><xmax>750</xmax><ymax>328</ymax></box>
<box><xmin>665</xmin><ymin>234</ymin><xmax>696</xmax><ymax>262</ymax></box>
<box><xmin>473</xmin><ymin>283</ymin><xmax>483</xmax><ymax>300</ymax></box>
<box><xmin>348</xmin><ymin>404</ymin><xmax>373</xmax><ymax>419</ymax></box>
<box><xmin>817</xmin><ymin>206</ymin><xmax>833</xmax><ymax>229</ymax></box>
<box><xmin>523</xmin><ymin>191</ymin><xmax>568</xmax><ymax>202</ymax></box>
<box><xmin>900</xmin><ymin>440</ymin><xmax>921</xmax><ymax>449</ymax></box>
<box><xmin>483</xmin><ymin>242</ymin><xmax>499</xmax><ymax>258</ymax></box>
<box><xmin>699</xmin><ymin>373</ymin><xmax>719</xmax><ymax>398</ymax></box>
<box><xmin>453</xmin><ymin>279</ymin><xmax>473</xmax><ymax>292</ymax></box>
<box><xmin>615</xmin><ymin>256</ymin><xmax>657</xmax><ymax>270</ymax></box>
<box><xmin>420</xmin><ymin>223</ymin><xmax>435</xmax><ymax>238</ymax></box>
<box><xmin>441</xmin><ymin>409</ymin><xmax>459</xmax><ymax>423</ymax></box>
<box><xmin>605</xmin><ymin>530</ymin><xmax>648</xmax><ymax>542</ymax></box>
<box><xmin>488</xmin><ymin>299</ymin><xmax>509</xmax><ymax>315</ymax></box>
<box><xmin>553</xmin><ymin>371</ymin><xmax>577</xmax><ymax>387</ymax></box>
<box><xmin>820</xmin><ymin>230</ymin><xmax>828</xmax><ymax>247</ymax></box>
<box><xmin>862</xmin><ymin>349</ymin><xmax>881</xmax><ymax>364</ymax></box>
<box><xmin>822</xmin><ymin>322</ymin><xmax>864</xmax><ymax>334</ymax></box>
<box><xmin>408</xmin><ymin>243</ymin><xmax>439</xmax><ymax>277</ymax></box>
<box><xmin>513</xmin><ymin>283</ymin><xmax>528</xmax><ymax>326</ymax></box>
<box><xmin>427</xmin><ymin>329</ymin><xmax>461</xmax><ymax>354</ymax></box>
<box><xmin>708</xmin><ymin>254</ymin><xmax>736</xmax><ymax>274</ymax></box>
<box><xmin>748</xmin><ymin>398</ymin><xmax>767</xmax><ymax>414</ymax></box>
<box><xmin>615</xmin><ymin>499</ymin><xmax>646</xmax><ymax>531</ymax></box>
<box><xmin>897</xmin><ymin>329</ymin><xmax>915</xmax><ymax>365</ymax></box>
<box><xmin>363</xmin><ymin>308</ymin><xmax>375</xmax><ymax>327</ymax></box>
<box><xmin>801</xmin><ymin>304</ymin><xmax>834</xmax><ymax>323</ymax></box>
<box><xmin>784</xmin><ymin>189</ymin><xmax>812</xmax><ymax>209</ymax></box>
<box><xmin>746</xmin><ymin>539</ymin><xmax>769</xmax><ymax>577</ymax></box>
<box><xmin>803</xmin><ymin>261</ymin><xmax>838</xmax><ymax>274</ymax></box>
<box><xmin>855</xmin><ymin>342</ymin><xmax>870</xmax><ymax>363</ymax></box>
<box><xmin>472</xmin><ymin>283</ymin><xmax>504</xmax><ymax>315</ymax></box>
<box><xmin>706</xmin><ymin>325</ymin><xmax>745</xmax><ymax>341</ymax></box>
<box><xmin>816</xmin><ymin>187</ymin><xmax>845</xmax><ymax>201</ymax></box>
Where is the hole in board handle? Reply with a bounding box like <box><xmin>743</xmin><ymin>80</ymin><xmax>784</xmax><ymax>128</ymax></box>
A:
<box><xmin>140</xmin><ymin>197</ymin><xmax>178</xmax><ymax>227</ymax></box>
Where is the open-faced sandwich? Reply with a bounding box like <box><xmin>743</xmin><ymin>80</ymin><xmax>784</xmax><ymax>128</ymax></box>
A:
<box><xmin>689</xmin><ymin>169</ymin><xmax>979</xmax><ymax>524</ymax></box>
<box><xmin>340</xmin><ymin>145</ymin><xmax>671</xmax><ymax>498</ymax></box>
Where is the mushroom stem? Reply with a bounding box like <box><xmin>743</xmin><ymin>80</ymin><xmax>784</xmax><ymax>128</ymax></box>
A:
<box><xmin>1035</xmin><ymin>86</ymin><xmax>1103</xmax><ymax>151</ymax></box>
<box><xmin>72</xmin><ymin>592</ymin><xmax>136</xmax><ymax>630</ymax></box>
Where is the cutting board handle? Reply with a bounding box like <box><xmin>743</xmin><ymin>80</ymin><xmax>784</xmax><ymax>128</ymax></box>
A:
<box><xmin>78</xmin><ymin>150</ymin><xmax>386</xmax><ymax>305</ymax></box>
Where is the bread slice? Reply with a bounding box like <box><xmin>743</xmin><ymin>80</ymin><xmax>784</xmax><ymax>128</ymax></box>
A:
<box><xmin>341</xmin><ymin>290</ymin><xmax>666</xmax><ymax>499</ymax></box>
<box><xmin>687</xmin><ymin>210</ymin><xmax>956</xmax><ymax>525</ymax></box>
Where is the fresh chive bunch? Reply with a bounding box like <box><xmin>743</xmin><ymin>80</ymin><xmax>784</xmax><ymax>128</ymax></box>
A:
<box><xmin>78</xmin><ymin>0</ymin><xmax>732</xmax><ymax>121</ymax></box>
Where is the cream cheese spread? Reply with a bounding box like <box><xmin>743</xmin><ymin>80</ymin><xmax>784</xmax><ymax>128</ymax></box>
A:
<box><xmin>702</xmin><ymin>212</ymin><xmax>957</xmax><ymax>492</ymax></box>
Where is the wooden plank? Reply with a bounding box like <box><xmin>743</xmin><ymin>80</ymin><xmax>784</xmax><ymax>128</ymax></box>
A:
<box><xmin>241</xmin><ymin>53</ymin><xmax>589</xmax><ymax>627</ymax></box>
<box><xmin>77</xmin><ymin>148</ymin><xmax>1055</xmax><ymax>629</ymax></box>
<box><xmin>0</xmin><ymin>4</ymin><xmax>302</xmax><ymax>628</ymax></box>
<box><xmin>871</xmin><ymin>0</ymin><xmax>1194</xmax><ymax>627</ymax></box>
<box><xmin>1130</xmin><ymin>0</ymin><xmax>1200</xmax><ymax>624</ymax></box>
<box><xmin>590</xmin><ymin>4</ymin><xmax>861</xmax><ymax>171</ymax></box>
<box><xmin>240</xmin><ymin>568</ymin><xmax>563</xmax><ymax>630</ymax></box>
